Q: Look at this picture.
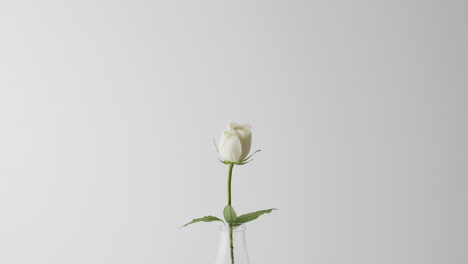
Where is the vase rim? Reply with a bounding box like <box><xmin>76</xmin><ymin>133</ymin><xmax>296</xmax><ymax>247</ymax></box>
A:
<box><xmin>220</xmin><ymin>224</ymin><xmax>246</xmax><ymax>231</ymax></box>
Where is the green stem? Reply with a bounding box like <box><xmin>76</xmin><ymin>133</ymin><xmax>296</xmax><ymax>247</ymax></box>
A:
<box><xmin>227</xmin><ymin>163</ymin><xmax>234</xmax><ymax>205</ymax></box>
<box><xmin>227</xmin><ymin>163</ymin><xmax>235</xmax><ymax>264</ymax></box>
<box><xmin>229</xmin><ymin>227</ymin><xmax>234</xmax><ymax>264</ymax></box>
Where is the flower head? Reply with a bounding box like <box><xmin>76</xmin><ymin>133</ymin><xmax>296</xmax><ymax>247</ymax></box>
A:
<box><xmin>218</xmin><ymin>123</ymin><xmax>252</xmax><ymax>163</ymax></box>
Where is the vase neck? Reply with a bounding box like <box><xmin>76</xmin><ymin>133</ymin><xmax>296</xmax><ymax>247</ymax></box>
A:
<box><xmin>215</xmin><ymin>225</ymin><xmax>250</xmax><ymax>264</ymax></box>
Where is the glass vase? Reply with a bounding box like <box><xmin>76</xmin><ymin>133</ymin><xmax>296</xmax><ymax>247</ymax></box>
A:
<box><xmin>215</xmin><ymin>224</ymin><xmax>250</xmax><ymax>264</ymax></box>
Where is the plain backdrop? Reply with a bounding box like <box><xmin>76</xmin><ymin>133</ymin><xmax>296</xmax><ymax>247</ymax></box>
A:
<box><xmin>1</xmin><ymin>1</ymin><xmax>467</xmax><ymax>264</ymax></box>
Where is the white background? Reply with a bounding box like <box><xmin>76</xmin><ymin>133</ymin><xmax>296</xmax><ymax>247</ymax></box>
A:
<box><xmin>1</xmin><ymin>1</ymin><xmax>467</xmax><ymax>264</ymax></box>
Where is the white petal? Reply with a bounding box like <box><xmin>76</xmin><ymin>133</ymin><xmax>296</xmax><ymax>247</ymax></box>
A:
<box><xmin>236</xmin><ymin>129</ymin><xmax>248</xmax><ymax>138</ymax></box>
<box><xmin>239</xmin><ymin>124</ymin><xmax>251</xmax><ymax>132</ymax></box>
<box><xmin>228</xmin><ymin>122</ymin><xmax>241</xmax><ymax>131</ymax></box>
<box><xmin>238</xmin><ymin>132</ymin><xmax>252</xmax><ymax>161</ymax></box>
<box><xmin>218</xmin><ymin>132</ymin><xmax>228</xmax><ymax>152</ymax></box>
<box><xmin>219</xmin><ymin>131</ymin><xmax>243</xmax><ymax>162</ymax></box>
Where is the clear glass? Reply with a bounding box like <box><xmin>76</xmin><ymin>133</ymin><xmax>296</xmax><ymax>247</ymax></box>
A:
<box><xmin>215</xmin><ymin>224</ymin><xmax>250</xmax><ymax>264</ymax></box>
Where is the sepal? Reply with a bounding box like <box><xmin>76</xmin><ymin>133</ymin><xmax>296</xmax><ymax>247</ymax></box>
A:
<box><xmin>213</xmin><ymin>139</ymin><xmax>219</xmax><ymax>153</ymax></box>
<box><xmin>218</xmin><ymin>150</ymin><xmax>261</xmax><ymax>166</ymax></box>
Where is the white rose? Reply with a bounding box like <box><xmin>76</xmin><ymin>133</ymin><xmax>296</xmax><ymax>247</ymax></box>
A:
<box><xmin>218</xmin><ymin>123</ymin><xmax>252</xmax><ymax>163</ymax></box>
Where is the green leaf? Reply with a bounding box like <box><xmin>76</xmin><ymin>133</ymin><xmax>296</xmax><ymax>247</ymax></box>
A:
<box><xmin>223</xmin><ymin>205</ymin><xmax>238</xmax><ymax>226</ymax></box>
<box><xmin>234</xmin><ymin>208</ymin><xmax>277</xmax><ymax>226</ymax></box>
<box><xmin>180</xmin><ymin>216</ymin><xmax>224</xmax><ymax>228</ymax></box>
